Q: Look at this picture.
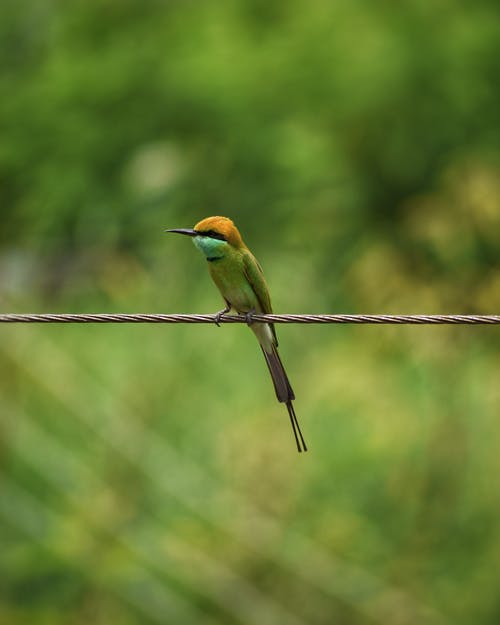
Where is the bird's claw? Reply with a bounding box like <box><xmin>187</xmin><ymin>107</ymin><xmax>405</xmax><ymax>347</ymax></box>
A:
<box><xmin>245</xmin><ymin>310</ymin><xmax>255</xmax><ymax>326</ymax></box>
<box><xmin>214</xmin><ymin>306</ymin><xmax>230</xmax><ymax>327</ymax></box>
<box><xmin>214</xmin><ymin>311</ymin><xmax>225</xmax><ymax>327</ymax></box>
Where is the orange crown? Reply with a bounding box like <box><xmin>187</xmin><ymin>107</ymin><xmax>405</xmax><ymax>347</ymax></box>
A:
<box><xmin>194</xmin><ymin>216</ymin><xmax>245</xmax><ymax>248</ymax></box>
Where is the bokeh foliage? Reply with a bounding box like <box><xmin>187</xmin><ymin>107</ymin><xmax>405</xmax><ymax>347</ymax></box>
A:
<box><xmin>1</xmin><ymin>1</ymin><xmax>500</xmax><ymax>624</ymax></box>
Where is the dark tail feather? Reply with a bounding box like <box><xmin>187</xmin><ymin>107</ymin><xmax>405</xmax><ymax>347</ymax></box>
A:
<box><xmin>287</xmin><ymin>399</ymin><xmax>308</xmax><ymax>453</ymax></box>
<box><xmin>260</xmin><ymin>344</ymin><xmax>294</xmax><ymax>402</ymax></box>
<box><xmin>260</xmin><ymin>345</ymin><xmax>308</xmax><ymax>452</ymax></box>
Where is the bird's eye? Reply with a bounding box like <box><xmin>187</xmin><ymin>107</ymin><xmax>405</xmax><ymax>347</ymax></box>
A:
<box><xmin>203</xmin><ymin>230</ymin><xmax>226</xmax><ymax>241</ymax></box>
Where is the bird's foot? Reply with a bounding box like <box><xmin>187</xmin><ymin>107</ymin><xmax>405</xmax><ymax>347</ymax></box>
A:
<box><xmin>245</xmin><ymin>310</ymin><xmax>256</xmax><ymax>326</ymax></box>
<box><xmin>214</xmin><ymin>305</ymin><xmax>231</xmax><ymax>327</ymax></box>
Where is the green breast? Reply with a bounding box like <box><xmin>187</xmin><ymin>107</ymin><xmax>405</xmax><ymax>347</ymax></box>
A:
<box><xmin>208</xmin><ymin>252</ymin><xmax>260</xmax><ymax>313</ymax></box>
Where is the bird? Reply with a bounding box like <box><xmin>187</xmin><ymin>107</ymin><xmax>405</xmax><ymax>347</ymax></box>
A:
<box><xmin>165</xmin><ymin>216</ymin><xmax>307</xmax><ymax>452</ymax></box>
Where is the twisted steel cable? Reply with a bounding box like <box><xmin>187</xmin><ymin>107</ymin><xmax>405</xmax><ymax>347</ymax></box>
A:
<box><xmin>1</xmin><ymin>313</ymin><xmax>499</xmax><ymax>324</ymax></box>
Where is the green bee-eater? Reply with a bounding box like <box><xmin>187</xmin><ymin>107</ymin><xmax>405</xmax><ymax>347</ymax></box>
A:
<box><xmin>166</xmin><ymin>216</ymin><xmax>307</xmax><ymax>452</ymax></box>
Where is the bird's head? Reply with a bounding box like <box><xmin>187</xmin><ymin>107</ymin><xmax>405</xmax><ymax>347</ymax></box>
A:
<box><xmin>165</xmin><ymin>216</ymin><xmax>244</xmax><ymax>259</ymax></box>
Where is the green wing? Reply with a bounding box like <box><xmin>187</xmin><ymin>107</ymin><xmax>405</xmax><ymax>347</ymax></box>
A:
<box><xmin>242</xmin><ymin>250</ymin><xmax>278</xmax><ymax>345</ymax></box>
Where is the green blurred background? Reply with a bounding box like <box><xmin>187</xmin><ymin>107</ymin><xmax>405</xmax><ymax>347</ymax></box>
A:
<box><xmin>1</xmin><ymin>1</ymin><xmax>500</xmax><ymax>624</ymax></box>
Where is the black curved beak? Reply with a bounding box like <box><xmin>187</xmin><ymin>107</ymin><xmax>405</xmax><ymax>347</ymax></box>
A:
<box><xmin>164</xmin><ymin>228</ymin><xmax>197</xmax><ymax>237</ymax></box>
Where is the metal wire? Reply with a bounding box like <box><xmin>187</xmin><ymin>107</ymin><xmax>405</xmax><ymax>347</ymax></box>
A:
<box><xmin>1</xmin><ymin>313</ymin><xmax>499</xmax><ymax>324</ymax></box>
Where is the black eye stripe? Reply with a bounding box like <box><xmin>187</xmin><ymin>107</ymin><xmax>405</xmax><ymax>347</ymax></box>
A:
<box><xmin>196</xmin><ymin>229</ymin><xmax>227</xmax><ymax>241</ymax></box>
